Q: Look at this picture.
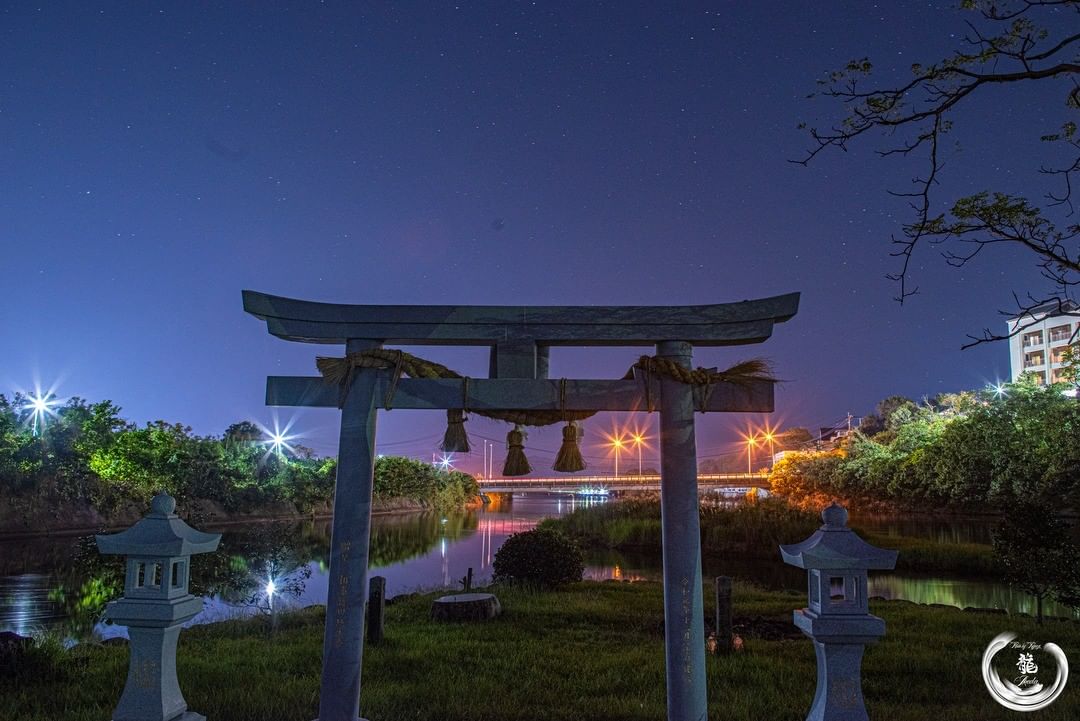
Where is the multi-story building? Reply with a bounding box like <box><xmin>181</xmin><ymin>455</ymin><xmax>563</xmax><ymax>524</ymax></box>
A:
<box><xmin>1007</xmin><ymin>300</ymin><xmax>1079</xmax><ymax>385</ymax></box>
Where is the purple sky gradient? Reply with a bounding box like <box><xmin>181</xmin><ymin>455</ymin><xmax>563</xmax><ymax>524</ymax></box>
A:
<box><xmin>2</xmin><ymin>2</ymin><xmax>1067</xmax><ymax>473</ymax></box>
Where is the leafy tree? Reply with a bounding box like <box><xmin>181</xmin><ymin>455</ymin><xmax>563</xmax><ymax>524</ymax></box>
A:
<box><xmin>993</xmin><ymin>503</ymin><xmax>1080</xmax><ymax>623</ymax></box>
<box><xmin>0</xmin><ymin>393</ymin><xmax>478</xmax><ymax>522</ymax></box>
<box><xmin>493</xmin><ymin>527</ymin><xmax>584</xmax><ymax>588</ymax></box>
<box><xmin>859</xmin><ymin>395</ymin><xmax>918</xmax><ymax>437</ymax></box>
<box><xmin>284</xmin><ymin>458</ymin><xmax>337</xmax><ymax>519</ymax></box>
<box><xmin>927</xmin><ymin>390</ymin><xmax>981</xmax><ymax>416</ymax></box>
<box><xmin>776</xmin><ymin>427</ymin><xmax>814</xmax><ymax>450</ymax></box>
<box><xmin>773</xmin><ymin>380</ymin><xmax>1080</xmax><ymax>510</ymax></box>
<box><xmin>797</xmin><ymin>0</ymin><xmax>1080</xmax><ymax>344</ymax></box>
<box><xmin>224</xmin><ymin>421</ymin><xmax>262</xmax><ymax>445</ymax></box>
<box><xmin>768</xmin><ymin>449</ymin><xmax>846</xmax><ymax>510</ymax></box>
<box><xmin>0</xmin><ymin>395</ymin><xmax>40</xmax><ymax>492</ymax></box>
<box><xmin>1060</xmin><ymin>344</ymin><xmax>1080</xmax><ymax>385</ymax></box>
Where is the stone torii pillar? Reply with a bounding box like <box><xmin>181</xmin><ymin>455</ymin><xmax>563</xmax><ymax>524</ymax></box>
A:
<box><xmin>656</xmin><ymin>340</ymin><xmax>707</xmax><ymax>719</ymax></box>
<box><xmin>243</xmin><ymin>290</ymin><xmax>799</xmax><ymax>721</ymax></box>
<box><xmin>320</xmin><ymin>339</ymin><xmax>384</xmax><ymax>721</ymax></box>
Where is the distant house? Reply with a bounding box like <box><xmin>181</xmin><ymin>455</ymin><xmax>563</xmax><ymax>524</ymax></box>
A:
<box><xmin>1007</xmin><ymin>300</ymin><xmax>1080</xmax><ymax>386</ymax></box>
<box><xmin>816</xmin><ymin>418</ymin><xmax>861</xmax><ymax>449</ymax></box>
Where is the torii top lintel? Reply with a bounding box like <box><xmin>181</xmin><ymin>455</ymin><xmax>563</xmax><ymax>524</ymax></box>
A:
<box><xmin>242</xmin><ymin>290</ymin><xmax>800</xmax><ymax>347</ymax></box>
<box><xmin>244</xmin><ymin>289</ymin><xmax>800</xmax><ymax>413</ymax></box>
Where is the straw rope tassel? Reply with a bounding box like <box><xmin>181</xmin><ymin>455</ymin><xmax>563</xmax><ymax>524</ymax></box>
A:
<box><xmin>502</xmin><ymin>424</ymin><xmax>532</xmax><ymax>477</ymax></box>
<box><xmin>553</xmin><ymin>421</ymin><xmax>586</xmax><ymax>473</ymax></box>
<box><xmin>441</xmin><ymin>409</ymin><xmax>471</xmax><ymax>453</ymax></box>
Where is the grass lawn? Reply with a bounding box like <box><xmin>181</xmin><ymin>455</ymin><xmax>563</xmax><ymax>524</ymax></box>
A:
<box><xmin>5</xmin><ymin>581</ymin><xmax>1078</xmax><ymax>721</ymax></box>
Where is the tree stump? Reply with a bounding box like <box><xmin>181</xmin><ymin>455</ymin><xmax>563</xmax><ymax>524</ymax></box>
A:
<box><xmin>430</xmin><ymin>593</ymin><xmax>501</xmax><ymax>622</ymax></box>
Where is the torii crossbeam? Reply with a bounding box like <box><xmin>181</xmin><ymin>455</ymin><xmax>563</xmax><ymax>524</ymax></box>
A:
<box><xmin>244</xmin><ymin>289</ymin><xmax>799</xmax><ymax>721</ymax></box>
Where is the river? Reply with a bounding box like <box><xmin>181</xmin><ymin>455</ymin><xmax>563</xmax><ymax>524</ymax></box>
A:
<box><xmin>0</xmin><ymin>493</ymin><xmax>1074</xmax><ymax>640</ymax></box>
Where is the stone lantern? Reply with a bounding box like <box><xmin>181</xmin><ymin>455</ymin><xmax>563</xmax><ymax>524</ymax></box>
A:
<box><xmin>96</xmin><ymin>493</ymin><xmax>221</xmax><ymax>721</ymax></box>
<box><xmin>779</xmin><ymin>503</ymin><xmax>897</xmax><ymax>721</ymax></box>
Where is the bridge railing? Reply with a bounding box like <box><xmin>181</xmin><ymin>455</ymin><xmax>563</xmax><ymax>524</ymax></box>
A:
<box><xmin>476</xmin><ymin>472</ymin><xmax>769</xmax><ymax>487</ymax></box>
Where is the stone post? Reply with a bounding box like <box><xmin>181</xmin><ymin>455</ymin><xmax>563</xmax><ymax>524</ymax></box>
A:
<box><xmin>366</xmin><ymin>576</ymin><xmax>386</xmax><ymax>646</ymax></box>
<box><xmin>714</xmin><ymin>576</ymin><xmax>733</xmax><ymax>654</ymax></box>
<box><xmin>95</xmin><ymin>494</ymin><xmax>221</xmax><ymax>721</ymax></box>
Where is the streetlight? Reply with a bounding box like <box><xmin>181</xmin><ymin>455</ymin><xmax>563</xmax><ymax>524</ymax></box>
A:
<box><xmin>21</xmin><ymin>390</ymin><xmax>58</xmax><ymax>437</ymax></box>
<box><xmin>266</xmin><ymin>431</ymin><xmax>294</xmax><ymax>458</ymax></box>
<box><xmin>631</xmin><ymin>432</ymin><xmax>647</xmax><ymax>475</ymax></box>
<box><xmin>610</xmin><ymin>435</ymin><xmax>626</xmax><ymax>477</ymax></box>
<box><xmin>259</xmin><ymin>416</ymin><xmax>297</xmax><ymax>460</ymax></box>
<box><xmin>746</xmin><ymin>434</ymin><xmax>758</xmax><ymax>474</ymax></box>
<box><xmin>762</xmin><ymin>428</ymin><xmax>775</xmax><ymax>469</ymax></box>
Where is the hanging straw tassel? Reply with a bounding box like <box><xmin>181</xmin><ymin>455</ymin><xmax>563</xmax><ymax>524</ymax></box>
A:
<box><xmin>502</xmin><ymin>424</ymin><xmax>532</xmax><ymax>477</ymax></box>
<box><xmin>441</xmin><ymin>409</ymin><xmax>471</xmax><ymax>453</ymax></box>
<box><xmin>553</xmin><ymin>421</ymin><xmax>586</xmax><ymax>473</ymax></box>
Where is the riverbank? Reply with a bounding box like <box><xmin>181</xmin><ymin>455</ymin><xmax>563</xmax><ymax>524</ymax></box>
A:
<box><xmin>542</xmin><ymin>497</ymin><xmax>997</xmax><ymax>576</ymax></box>
<box><xmin>0</xmin><ymin>494</ymin><xmax>484</xmax><ymax>539</ymax></box>
<box><xmin>6</xmin><ymin>580</ymin><xmax>1078</xmax><ymax>721</ymax></box>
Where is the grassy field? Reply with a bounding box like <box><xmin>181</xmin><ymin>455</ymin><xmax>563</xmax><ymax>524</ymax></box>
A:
<box><xmin>542</xmin><ymin>498</ymin><xmax>997</xmax><ymax>576</ymax></box>
<box><xmin>5</xmin><ymin>581</ymin><xmax>1078</xmax><ymax>721</ymax></box>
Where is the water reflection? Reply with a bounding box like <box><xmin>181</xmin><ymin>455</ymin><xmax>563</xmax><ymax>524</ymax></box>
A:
<box><xmin>1</xmin><ymin>493</ymin><xmax>1075</xmax><ymax>640</ymax></box>
<box><xmin>852</xmin><ymin>515</ymin><xmax>998</xmax><ymax>545</ymax></box>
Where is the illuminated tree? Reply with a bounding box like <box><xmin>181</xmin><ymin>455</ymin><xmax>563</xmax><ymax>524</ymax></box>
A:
<box><xmin>859</xmin><ymin>396</ymin><xmax>917</xmax><ymax>437</ymax></box>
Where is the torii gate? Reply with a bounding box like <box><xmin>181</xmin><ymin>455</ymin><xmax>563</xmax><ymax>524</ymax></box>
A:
<box><xmin>243</xmin><ymin>289</ymin><xmax>799</xmax><ymax>721</ymax></box>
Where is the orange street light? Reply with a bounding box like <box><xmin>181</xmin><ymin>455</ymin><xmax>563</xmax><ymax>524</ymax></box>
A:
<box><xmin>631</xmin><ymin>432</ymin><xmax>648</xmax><ymax>475</ymax></box>
<box><xmin>608</xmin><ymin>434</ymin><xmax>627</xmax><ymax>477</ymax></box>
<box><xmin>746</xmin><ymin>434</ymin><xmax>758</xmax><ymax>474</ymax></box>
<box><xmin>762</xmin><ymin>428</ymin><xmax>776</xmax><ymax>468</ymax></box>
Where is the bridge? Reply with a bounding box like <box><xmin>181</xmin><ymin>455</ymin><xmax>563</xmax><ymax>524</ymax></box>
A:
<box><xmin>476</xmin><ymin>472</ymin><xmax>770</xmax><ymax>493</ymax></box>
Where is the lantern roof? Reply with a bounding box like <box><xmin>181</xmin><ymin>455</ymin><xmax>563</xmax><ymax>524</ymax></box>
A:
<box><xmin>779</xmin><ymin>504</ymin><xmax>897</xmax><ymax>571</ymax></box>
<box><xmin>96</xmin><ymin>494</ymin><xmax>221</xmax><ymax>557</ymax></box>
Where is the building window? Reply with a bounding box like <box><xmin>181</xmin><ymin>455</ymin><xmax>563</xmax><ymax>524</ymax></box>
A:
<box><xmin>1052</xmin><ymin>347</ymin><xmax>1069</xmax><ymax>365</ymax></box>
<box><xmin>1023</xmin><ymin>331</ymin><xmax>1044</xmax><ymax>347</ymax></box>
<box><xmin>1025</xmin><ymin>351</ymin><xmax>1045</xmax><ymax>368</ymax></box>
<box><xmin>1034</xmin><ymin>371</ymin><xmax>1047</xmax><ymax>385</ymax></box>
<box><xmin>1049</xmin><ymin>324</ymin><xmax>1072</xmax><ymax>343</ymax></box>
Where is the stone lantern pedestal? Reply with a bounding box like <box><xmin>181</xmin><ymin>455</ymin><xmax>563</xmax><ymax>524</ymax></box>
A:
<box><xmin>780</xmin><ymin>504</ymin><xmax>897</xmax><ymax>721</ymax></box>
<box><xmin>96</xmin><ymin>494</ymin><xmax>221</xmax><ymax>721</ymax></box>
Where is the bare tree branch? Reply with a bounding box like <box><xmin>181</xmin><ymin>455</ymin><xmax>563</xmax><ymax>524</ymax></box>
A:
<box><xmin>795</xmin><ymin>0</ymin><xmax>1080</xmax><ymax>346</ymax></box>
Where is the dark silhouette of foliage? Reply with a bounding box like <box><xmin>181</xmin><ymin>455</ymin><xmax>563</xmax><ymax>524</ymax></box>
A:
<box><xmin>859</xmin><ymin>396</ymin><xmax>918</xmax><ymax>437</ymax></box>
<box><xmin>493</xmin><ymin>527</ymin><xmax>584</xmax><ymax>588</ymax></box>
<box><xmin>993</xmin><ymin>504</ymin><xmax>1080</xmax><ymax>623</ymax></box>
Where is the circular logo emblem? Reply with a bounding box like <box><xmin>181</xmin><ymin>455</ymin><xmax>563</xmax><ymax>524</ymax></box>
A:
<box><xmin>983</xmin><ymin>632</ymin><xmax>1069</xmax><ymax>712</ymax></box>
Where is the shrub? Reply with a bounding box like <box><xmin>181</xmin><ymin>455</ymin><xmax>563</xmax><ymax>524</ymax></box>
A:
<box><xmin>493</xmin><ymin>527</ymin><xmax>584</xmax><ymax>588</ymax></box>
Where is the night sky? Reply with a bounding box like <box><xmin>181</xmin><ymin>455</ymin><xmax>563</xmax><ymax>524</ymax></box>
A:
<box><xmin>2</xmin><ymin>2</ymin><xmax>1065</xmax><ymax>473</ymax></box>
